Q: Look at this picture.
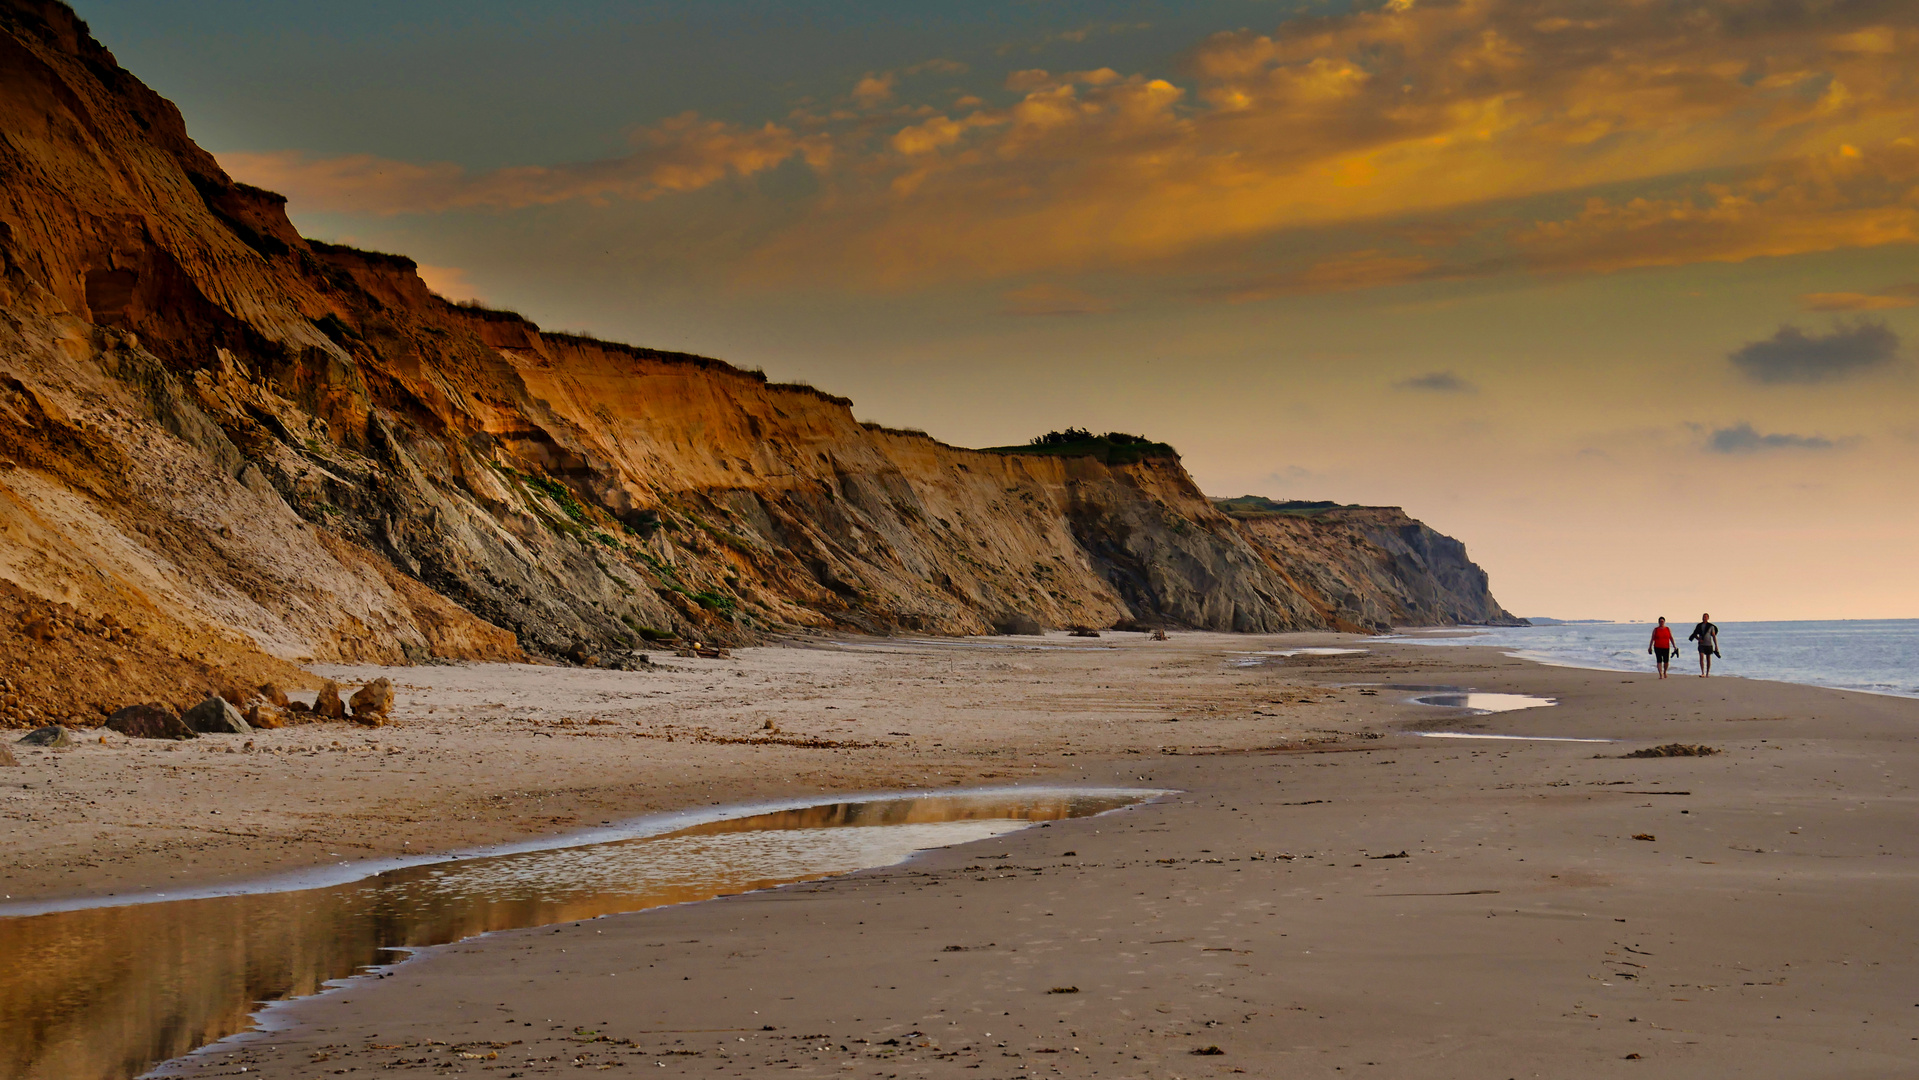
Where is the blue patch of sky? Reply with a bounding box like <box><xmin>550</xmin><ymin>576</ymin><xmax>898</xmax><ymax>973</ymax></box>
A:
<box><xmin>71</xmin><ymin>0</ymin><xmax>1360</xmax><ymax>168</ymax></box>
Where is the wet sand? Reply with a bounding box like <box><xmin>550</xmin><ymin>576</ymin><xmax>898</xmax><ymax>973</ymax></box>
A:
<box><xmin>5</xmin><ymin>632</ymin><xmax>1917</xmax><ymax>1077</ymax></box>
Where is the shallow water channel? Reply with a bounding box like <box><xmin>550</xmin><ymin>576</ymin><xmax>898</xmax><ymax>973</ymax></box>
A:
<box><xmin>0</xmin><ymin>788</ymin><xmax>1153</xmax><ymax>1080</ymax></box>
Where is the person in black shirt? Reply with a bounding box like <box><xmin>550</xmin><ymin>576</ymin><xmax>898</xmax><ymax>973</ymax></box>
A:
<box><xmin>1687</xmin><ymin>613</ymin><xmax>1720</xmax><ymax>677</ymax></box>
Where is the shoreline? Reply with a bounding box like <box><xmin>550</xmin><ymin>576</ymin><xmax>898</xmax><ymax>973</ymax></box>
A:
<box><xmin>1386</xmin><ymin>620</ymin><xmax>1919</xmax><ymax>701</ymax></box>
<box><xmin>7</xmin><ymin>633</ymin><xmax>1918</xmax><ymax>1078</ymax></box>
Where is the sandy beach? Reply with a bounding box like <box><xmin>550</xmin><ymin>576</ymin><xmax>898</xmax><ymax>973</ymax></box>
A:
<box><xmin>5</xmin><ymin>632</ymin><xmax>1917</xmax><ymax>1078</ymax></box>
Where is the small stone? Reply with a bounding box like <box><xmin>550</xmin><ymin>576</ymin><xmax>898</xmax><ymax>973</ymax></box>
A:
<box><xmin>349</xmin><ymin>678</ymin><xmax>394</xmax><ymax>726</ymax></box>
<box><xmin>183</xmin><ymin>696</ymin><xmax>251</xmax><ymax>735</ymax></box>
<box><xmin>0</xmin><ymin>744</ymin><xmax>16</xmax><ymax>767</ymax></box>
<box><xmin>314</xmin><ymin>681</ymin><xmax>347</xmax><ymax>721</ymax></box>
<box><xmin>17</xmin><ymin>724</ymin><xmax>75</xmax><ymax>748</ymax></box>
<box><xmin>107</xmin><ymin>703</ymin><xmax>197</xmax><ymax>740</ymax></box>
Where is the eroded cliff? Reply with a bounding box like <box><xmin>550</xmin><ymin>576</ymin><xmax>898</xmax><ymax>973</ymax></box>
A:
<box><xmin>0</xmin><ymin>0</ymin><xmax>1518</xmax><ymax>726</ymax></box>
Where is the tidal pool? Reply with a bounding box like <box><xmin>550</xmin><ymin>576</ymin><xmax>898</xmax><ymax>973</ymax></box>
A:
<box><xmin>1410</xmin><ymin>691</ymin><xmax>1557</xmax><ymax>713</ymax></box>
<box><xmin>0</xmin><ymin>788</ymin><xmax>1155</xmax><ymax>1080</ymax></box>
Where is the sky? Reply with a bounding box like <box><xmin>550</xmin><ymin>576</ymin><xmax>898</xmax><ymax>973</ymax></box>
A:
<box><xmin>73</xmin><ymin>0</ymin><xmax>1919</xmax><ymax>622</ymax></box>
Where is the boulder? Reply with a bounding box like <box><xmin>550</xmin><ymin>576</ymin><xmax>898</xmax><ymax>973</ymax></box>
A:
<box><xmin>17</xmin><ymin>724</ymin><xmax>75</xmax><ymax>748</ymax></box>
<box><xmin>349</xmin><ymin>678</ymin><xmax>394</xmax><ymax>726</ymax></box>
<box><xmin>0</xmin><ymin>743</ymin><xmax>16</xmax><ymax>767</ymax></box>
<box><xmin>183</xmin><ymin>695</ymin><xmax>251</xmax><ymax>735</ymax></box>
<box><xmin>314</xmin><ymin>681</ymin><xmax>347</xmax><ymax>721</ymax></box>
<box><xmin>993</xmin><ymin>612</ymin><xmax>1044</xmax><ymax>636</ymax></box>
<box><xmin>107</xmin><ymin>703</ymin><xmax>196</xmax><ymax>740</ymax></box>
<box><xmin>245</xmin><ymin>702</ymin><xmax>287</xmax><ymax>729</ymax></box>
<box><xmin>258</xmin><ymin>683</ymin><xmax>291</xmax><ymax>708</ymax></box>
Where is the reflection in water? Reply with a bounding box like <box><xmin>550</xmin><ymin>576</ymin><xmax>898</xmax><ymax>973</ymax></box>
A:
<box><xmin>1410</xmin><ymin>692</ymin><xmax>1557</xmax><ymax>713</ymax></box>
<box><xmin>1410</xmin><ymin>732</ymin><xmax>1612</xmax><ymax>743</ymax></box>
<box><xmin>0</xmin><ymin>790</ymin><xmax>1147</xmax><ymax>1080</ymax></box>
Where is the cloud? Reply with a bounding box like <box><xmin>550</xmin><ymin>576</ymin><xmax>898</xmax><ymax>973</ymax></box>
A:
<box><xmin>1000</xmin><ymin>283</ymin><xmax>1113</xmax><ymax>316</ymax></box>
<box><xmin>1727</xmin><ymin>321</ymin><xmax>1901</xmax><ymax>384</ymax></box>
<box><xmin>1393</xmin><ymin>371</ymin><xmax>1475</xmax><ymax>393</ymax></box>
<box><xmin>1704</xmin><ymin>423</ymin><xmax>1841</xmax><ymax>453</ymax></box>
<box><xmin>996</xmin><ymin>21</ymin><xmax>1153</xmax><ymax>57</ymax></box>
<box><xmin>1800</xmin><ymin>284</ymin><xmax>1919</xmax><ymax>311</ymax></box>
<box><xmin>231</xmin><ymin>1</ymin><xmax>1919</xmax><ymax>296</ymax></box>
<box><xmin>221</xmin><ymin>113</ymin><xmax>828</xmax><ymax>215</ymax></box>
<box><xmin>1507</xmin><ymin>143</ymin><xmax>1919</xmax><ymax>278</ymax></box>
<box><xmin>754</xmin><ymin>1</ymin><xmax>1919</xmax><ymax>288</ymax></box>
<box><xmin>852</xmin><ymin>73</ymin><xmax>896</xmax><ymax>107</ymax></box>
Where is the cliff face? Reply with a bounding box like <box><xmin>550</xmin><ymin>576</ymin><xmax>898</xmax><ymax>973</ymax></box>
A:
<box><xmin>0</xmin><ymin>0</ymin><xmax>1518</xmax><ymax>724</ymax></box>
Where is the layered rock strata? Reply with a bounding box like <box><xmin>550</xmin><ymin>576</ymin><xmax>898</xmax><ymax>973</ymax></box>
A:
<box><xmin>0</xmin><ymin>0</ymin><xmax>1519</xmax><ymax>726</ymax></box>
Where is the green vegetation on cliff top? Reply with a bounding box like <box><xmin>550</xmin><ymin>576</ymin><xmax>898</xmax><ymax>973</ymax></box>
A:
<box><xmin>1211</xmin><ymin>496</ymin><xmax>1359</xmax><ymax>519</ymax></box>
<box><xmin>982</xmin><ymin>429</ymin><xmax>1179</xmax><ymax>466</ymax></box>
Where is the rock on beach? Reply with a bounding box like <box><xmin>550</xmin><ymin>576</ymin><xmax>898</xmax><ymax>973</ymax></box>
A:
<box><xmin>106</xmin><ymin>703</ymin><xmax>196</xmax><ymax>740</ymax></box>
<box><xmin>16</xmin><ymin>724</ymin><xmax>74</xmax><ymax>748</ymax></box>
<box><xmin>349</xmin><ymin>678</ymin><xmax>394</xmax><ymax>726</ymax></box>
<box><xmin>314</xmin><ymin>681</ymin><xmax>347</xmax><ymax>721</ymax></box>
<box><xmin>183</xmin><ymin>696</ymin><xmax>251</xmax><ymax>735</ymax></box>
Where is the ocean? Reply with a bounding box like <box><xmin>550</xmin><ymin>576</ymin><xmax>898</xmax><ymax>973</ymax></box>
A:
<box><xmin>1390</xmin><ymin>619</ymin><xmax>1919</xmax><ymax>700</ymax></box>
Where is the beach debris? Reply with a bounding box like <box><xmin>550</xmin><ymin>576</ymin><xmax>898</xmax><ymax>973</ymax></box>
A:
<box><xmin>1623</xmin><ymin>743</ymin><xmax>1719</xmax><ymax>758</ymax></box>
<box><xmin>183</xmin><ymin>695</ymin><xmax>251</xmax><ymax>735</ymax></box>
<box><xmin>1190</xmin><ymin>1046</ymin><xmax>1225</xmax><ymax>1056</ymax></box>
<box><xmin>17</xmin><ymin>724</ymin><xmax>74</xmax><ymax>748</ymax></box>
<box><xmin>1632</xmin><ymin>833</ymin><xmax>1656</xmax><ymax>842</ymax></box>
<box><xmin>1151</xmin><ymin>629</ymin><xmax>1169</xmax><ymax>641</ymax></box>
<box><xmin>1067</xmin><ymin>628</ymin><xmax>1100</xmax><ymax>638</ymax></box>
<box><xmin>1047</xmin><ymin>986</ymin><xmax>1080</xmax><ymax>994</ymax></box>
<box><xmin>675</xmin><ymin>642</ymin><xmax>732</xmax><ymax>659</ymax></box>
<box><xmin>350</xmin><ymin>678</ymin><xmax>394</xmax><ymax>726</ymax></box>
<box><xmin>106</xmin><ymin>702</ymin><xmax>196</xmax><ymax>740</ymax></box>
<box><xmin>1368</xmin><ymin>850</ymin><xmax>1410</xmax><ymax>859</ymax></box>
<box><xmin>314</xmin><ymin>681</ymin><xmax>347</xmax><ymax>721</ymax></box>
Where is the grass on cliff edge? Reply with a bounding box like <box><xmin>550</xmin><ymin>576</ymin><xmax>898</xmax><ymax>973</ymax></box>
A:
<box><xmin>1211</xmin><ymin>496</ymin><xmax>1359</xmax><ymax>519</ymax></box>
<box><xmin>980</xmin><ymin>429</ymin><xmax>1179</xmax><ymax>466</ymax></box>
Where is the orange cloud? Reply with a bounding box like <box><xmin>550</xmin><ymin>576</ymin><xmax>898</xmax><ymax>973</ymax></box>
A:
<box><xmin>745</xmin><ymin>0</ymin><xmax>1919</xmax><ymax>288</ymax></box>
<box><xmin>229</xmin><ymin>1</ymin><xmax>1919</xmax><ymax>295</ymax></box>
<box><xmin>222</xmin><ymin>114</ymin><xmax>827</xmax><ymax>215</ymax></box>
<box><xmin>1512</xmin><ymin>142</ymin><xmax>1919</xmax><ymax>275</ymax></box>
<box><xmin>851</xmin><ymin>73</ymin><xmax>896</xmax><ymax>107</ymax></box>
<box><xmin>1000</xmin><ymin>283</ymin><xmax>1113</xmax><ymax>316</ymax></box>
<box><xmin>1801</xmin><ymin>285</ymin><xmax>1919</xmax><ymax>311</ymax></box>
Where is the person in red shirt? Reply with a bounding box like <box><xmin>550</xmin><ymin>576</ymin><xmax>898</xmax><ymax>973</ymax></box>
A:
<box><xmin>1647</xmin><ymin>617</ymin><xmax>1677</xmax><ymax>678</ymax></box>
